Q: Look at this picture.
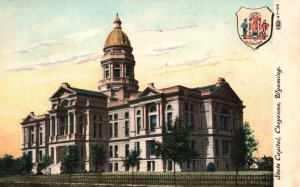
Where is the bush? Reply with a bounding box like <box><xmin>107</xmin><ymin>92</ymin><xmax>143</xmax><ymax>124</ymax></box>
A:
<box><xmin>207</xmin><ymin>162</ymin><xmax>216</xmax><ymax>172</ymax></box>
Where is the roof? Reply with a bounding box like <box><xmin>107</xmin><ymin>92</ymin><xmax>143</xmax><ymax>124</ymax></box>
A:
<box><xmin>49</xmin><ymin>83</ymin><xmax>107</xmax><ymax>100</ymax></box>
<box><xmin>193</xmin><ymin>84</ymin><xmax>218</xmax><ymax>92</ymax></box>
<box><xmin>71</xmin><ymin>87</ymin><xmax>107</xmax><ymax>98</ymax></box>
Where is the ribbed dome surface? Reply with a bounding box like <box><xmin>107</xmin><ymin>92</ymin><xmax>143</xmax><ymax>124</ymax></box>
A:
<box><xmin>104</xmin><ymin>28</ymin><xmax>131</xmax><ymax>49</ymax></box>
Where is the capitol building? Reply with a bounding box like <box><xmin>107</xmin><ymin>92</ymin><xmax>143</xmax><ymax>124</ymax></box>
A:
<box><xmin>20</xmin><ymin>15</ymin><xmax>245</xmax><ymax>174</ymax></box>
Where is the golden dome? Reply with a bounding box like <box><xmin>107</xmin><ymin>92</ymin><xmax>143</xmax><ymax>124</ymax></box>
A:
<box><xmin>104</xmin><ymin>14</ymin><xmax>131</xmax><ymax>49</ymax></box>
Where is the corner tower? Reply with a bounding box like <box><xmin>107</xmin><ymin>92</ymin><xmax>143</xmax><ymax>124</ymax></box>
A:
<box><xmin>98</xmin><ymin>14</ymin><xmax>139</xmax><ymax>101</ymax></box>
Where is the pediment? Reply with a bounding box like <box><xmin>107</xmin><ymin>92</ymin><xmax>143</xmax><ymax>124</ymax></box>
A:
<box><xmin>22</xmin><ymin>114</ymin><xmax>36</xmax><ymax>124</ymax></box>
<box><xmin>138</xmin><ymin>87</ymin><xmax>160</xmax><ymax>98</ymax></box>
<box><xmin>49</xmin><ymin>87</ymin><xmax>75</xmax><ymax>100</ymax></box>
<box><xmin>213</xmin><ymin>83</ymin><xmax>242</xmax><ymax>103</ymax></box>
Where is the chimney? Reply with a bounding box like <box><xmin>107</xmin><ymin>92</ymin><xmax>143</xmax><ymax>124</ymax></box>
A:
<box><xmin>30</xmin><ymin>111</ymin><xmax>34</xmax><ymax>115</ymax></box>
<box><xmin>148</xmin><ymin>83</ymin><xmax>155</xmax><ymax>88</ymax></box>
<box><xmin>61</xmin><ymin>82</ymin><xmax>70</xmax><ymax>88</ymax></box>
<box><xmin>216</xmin><ymin>77</ymin><xmax>226</xmax><ymax>87</ymax></box>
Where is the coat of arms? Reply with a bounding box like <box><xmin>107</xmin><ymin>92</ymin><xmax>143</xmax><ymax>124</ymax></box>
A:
<box><xmin>236</xmin><ymin>7</ymin><xmax>274</xmax><ymax>49</ymax></box>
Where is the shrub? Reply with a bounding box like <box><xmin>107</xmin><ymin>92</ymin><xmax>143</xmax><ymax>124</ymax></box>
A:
<box><xmin>207</xmin><ymin>162</ymin><xmax>216</xmax><ymax>172</ymax></box>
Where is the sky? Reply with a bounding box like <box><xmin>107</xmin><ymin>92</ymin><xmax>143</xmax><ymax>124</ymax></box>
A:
<box><xmin>0</xmin><ymin>0</ymin><xmax>273</xmax><ymax>158</ymax></box>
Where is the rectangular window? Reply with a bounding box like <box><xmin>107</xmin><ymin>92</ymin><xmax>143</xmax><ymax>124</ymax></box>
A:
<box><xmin>114</xmin><ymin>122</ymin><xmax>118</xmax><ymax>138</ymax></box>
<box><xmin>215</xmin><ymin>139</ymin><xmax>219</xmax><ymax>156</ymax></box>
<box><xmin>147</xmin><ymin>140</ymin><xmax>156</xmax><ymax>156</ymax></box>
<box><xmin>147</xmin><ymin>161</ymin><xmax>151</xmax><ymax>171</ymax></box>
<box><xmin>167</xmin><ymin>112</ymin><xmax>172</xmax><ymax>130</ymax></box>
<box><xmin>114</xmin><ymin>145</ymin><xmax>118</xmax><ymax>158</ymax></box>
<box><xmin>114</xmin><ymin>69</ymin><xmax>121</xmax><ymax>78</ymax></box>
<box><xmin>167</xmin><ymin>161</ymin><xmax>173</xmax><ymax>171</ymax></box>
<box><xmin>125</xmin><ymin>65</ymin><xmax>131</xmax><ymax>78</ymax></box>
<box><xmin>109</xmin><ymin>123</ymin><xmax>113</xmax><ymax>138</ymax></box>
<box><xmin>150</xmin><ymin>115</ymin><xmax>157</xmax><ymax>132</ymax></box>
<box><xmin>125</xmin><ymin>121</ymin><xmax>129</xmax><ymax>136</ymax></box>
<box><xmin>134</xmin><ymin>142</ymin><xmax>140</xmax><ymax>153</ymax></box>
<box><xmin>39</xmin><ymin>151</ymin><xmax>43</xmax><ymax>162</ymax></box>
<box><xmin>190</xmin><ymin>113</ymin><xmax>194</xmax><ymax>128</ymax></box>
<box><xmin>93</xmin><ymin>114</ymin><xmax>97</xmax><ymax>121</ymax></box>
<box><xmin>185</xmin><ymin>103</ymin><xmax>189</xmax><ymax>111</ymax></box>
<box><xmin>99</xmin><ymin>123</ymin><xmax>102</xmax><ymax>138</ymax></box>
<box><xmin>220</xmin><ymin>116</ymin><xmax>227</xmax><ymax>130</ymax></box>
<box><xmin>222</xmin><ymin>140</ymin><xmax>229</xmax><ymax>156</ymax></box>
<box><xmin>28</xmin><ymin>151</ymin><xmax>33</xmax><ymax>162</ymax></box>
<box><xmin>184</xmin><ymin>112</ymin><xmax>189</xmax><ymax>125</ymax></box>
<box><xmin>125</xmin><ymin>144</ymin><xmax>129</xmax><ymax>157</ymax></box>
<box><xmin>114</xmin><ymin>163</ymin><xmax>118</xmax><ymax>171</ymax></box>
<box><xmin>39</xmin><ymin>131</ymin><xmax>43</xmax><ymax>145</ymax></box>
<box><xmin>109</xmin><ymin>146</ymin><xmax>113</xmax><ymax>158</ymax></box>
<box><xmin>109</xmin><ymin>115</ymin><xmax>112</xmax><ymax>121</ymax></box>
<box><xmin>30</xmin><ymin>128</ymin><xmax>34</xmax><ymax>145</ymax></box>
<box><xmin>109</xmin><ymin>163</ymin><xmax>113</xmax><ymax>172</ymax></box>
<box><xmin>125</xmin><ymin>112</ymin><xmax>129</xmax><ymax>119</ymax></box>
<box><xmin>114</xmin><ymin>114</ymin><xmax>118</xmax><ymax>120</ymax></box>
<box><xmin>190</xmin><ymin>104</ymin><xmax>194</xmax><ymax>111</ymax></box>
<box><xmin>93</xmin><ymin>123</ymin><xmax>97</xmax><ymax>138</ymax></box>
<box><xmin>136</xmin><ymin>117</ymin><xmax>141</xmax><ymax>134</ymax></box>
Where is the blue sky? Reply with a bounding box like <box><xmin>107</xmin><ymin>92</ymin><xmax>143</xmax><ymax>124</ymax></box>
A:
<box><xmin>0</xmin><ymin>0</ymin><xmax>273</xmax><ymax>157</ymax></box>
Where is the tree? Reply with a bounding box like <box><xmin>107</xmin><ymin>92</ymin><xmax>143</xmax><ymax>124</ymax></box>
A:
<box><xmin>123</xmin><ymin>150</ymin><xmax>141</xmax><ymax>186</ymax></box>
<box><xmin>243</xmin><ymin>122</ymin><xmax>259</xmax><ymax>166</ymax></box>
<box><xmin>90</xmin><ymin>143</ymin><xmax>106</xmax><ymax>173</ymax></box>
<box><xmin>155</xmin><ymin>117</ymin><xmax>198</xmax><ymax>185</ymax></box>
<box><xmin>61</xmin><ymin>145</ymin><xmax>80</xmax><ymax>174</ymax></box>
<box><xmin>38</xmin><ymin>155</ymin><xmax>52</xmax><ymax>173</ymax></box>
<box><xmin>18</xmin><ymin>153</ymin><xmax>33</xmax><ymax>174</ymax></box>
<box><xmin>0</xmin><ymin>154</ymin><xmax>18</xmax><ymax>174</ymax></box>
<box><xmin>230</xmin><ymin>127</ymin><xmax>247</xmax><ymax>185</ymax></box>
<box><xmin>230</xmin><ymin>122</ymin><xmax>259</xmax><ymax>185</ymax></box>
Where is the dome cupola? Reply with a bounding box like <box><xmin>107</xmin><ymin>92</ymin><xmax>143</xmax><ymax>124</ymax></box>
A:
<box><xmin>104</xmin><ymin>14</ymin><xmax>131</xmax><ymax>49</ymax></box>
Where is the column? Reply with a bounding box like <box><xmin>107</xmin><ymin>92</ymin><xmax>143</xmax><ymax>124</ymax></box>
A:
<box><xmin>143</xmin><ymin>105</ymin><xmax>147</xmax><ymax>132</ymax></box>
<box><xmin>86</xmin><ymin>110</ymin><xmax>90</xmax><ymax>139</ymax></box>
<box><xmin>156</xmin><ymin>102</ymin><xmax>160</xmax><ymax>127</ymax></box>
<box><xmin>55</xmin><ymin>115</ymin><xmax>58</xmax><ymax>136</ymax></box>
<box><xmin>68</xmin><ymin>113</ymin><xmax>71</xmax><ymax>135</ymax></box>
<box><xmin>159</xmin><ymin>102</ymin><xmax>165</xmax><ymax>127</ymax></box>
<box><xmin>50</xmin><ymin>117</ymin><xmax>53</xmax><ymax>137</ymax></box>
<box><xmin>74</xmin><ymin>112</ymin><xmax>77</xmax><ymax>134</ymax></box>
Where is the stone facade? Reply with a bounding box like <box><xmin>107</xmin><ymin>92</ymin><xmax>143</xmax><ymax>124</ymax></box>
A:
<box><xmin>20</xmin><ymin>15</ymin><xmax>244</xmax><ymax>174</ymax></box>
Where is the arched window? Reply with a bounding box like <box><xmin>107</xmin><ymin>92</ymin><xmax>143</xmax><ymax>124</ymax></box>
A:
<box><xmin>149</xmin><ymin>105</ymin><xmax>156</xmax><ymax>112</ymax></box>
<box><xmin>136</xmin><ymin>110</ymin><xmax>141</xmax><ymax>115</ymax></box>
<box><xmin>60</xmin><ymin>100</ymin><xmax>69</xmax><ymax>109</ymax></box>
<box><xmin>166</xmin><ymin>104</ymin><xmax>172</xmax><ymax>110</ymax></box>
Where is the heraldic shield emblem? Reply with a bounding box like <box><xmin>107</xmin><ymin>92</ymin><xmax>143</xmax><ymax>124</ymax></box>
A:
<box><xmin>236</xmin><ymin>7</ymin><xmax>274</xmax><ymax>49</ymax></box>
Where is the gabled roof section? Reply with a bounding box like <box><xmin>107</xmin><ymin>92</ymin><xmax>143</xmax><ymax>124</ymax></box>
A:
<box><xmin>212</xmin><ymin>83</ymin><xmax>243</xmax><ymax>103</ymax></box>
<box><xmin>21</xmin><ymin>112</ymin><xmax>49</xmax><ymax>125</ymax></box>
<box><xmin>49</xmin><ymin>83</ymin><xmax>107</xmax><ymax>100</ymax></box>
<box><xmin>138</xmin><ymin>86</ymin><xmax>160</xmax><ymax>98</ymax></box>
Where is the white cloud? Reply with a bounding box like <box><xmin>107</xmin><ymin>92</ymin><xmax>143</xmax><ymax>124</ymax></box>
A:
<box><xmin>4</xmin><ymin>51</ymin><xmax>97</xmax><ymax>72</ymax></box>
<box><xmin>3</xmin><ymin>29</ymin><xmax>101</xmax><ymax>54</ymax></box>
